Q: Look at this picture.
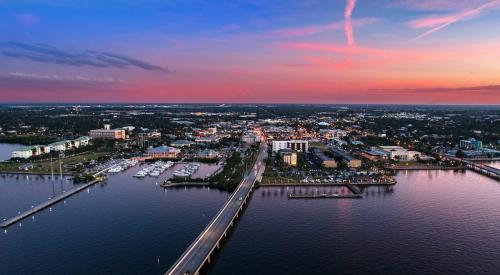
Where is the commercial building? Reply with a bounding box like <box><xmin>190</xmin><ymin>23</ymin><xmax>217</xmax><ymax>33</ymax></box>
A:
<box><xmin>89</xmin><ymin>128</ymin><xmax>126</xmax><ymax>140</ymax></box>
<box><xmin>319</xmin><ymin>129</ymin><xmax>347</xmax><ymax>140</ymax></box>
<box><xmin>89</xmin><ymin>129</ymin><xmax>125</xmax><ymax>140</ymax></box>
<box><xmin>329</xmin><ymin>146</ymin><xmax>362</xmax><ymax>168</ymax></box>
<box><xmin>242</xmin><ymin>131</ymin><xmax>262</xmax><ymax>144</ymax></box>
<box><xmin>313</xmin><ymin>149</ymin><xmax>337</xmax><ymax>168</ymax></box>
<box><xmin>196</xmin><ymin>149</ymin><xmax>219</xmax><ymax>159</ymax></box>
<box><xmin>195</xmin><ymin>136</ymin><xmax>220</xmax><ymax>144</ymax></box>
<box><xmin>378</xmin><ymin>146</ymin><xmax>421</xmax><ymax>161</ymax></box>
<box><xmin>361</xmin><ymin>149</ymin><xmax>388</xmax><ymax>161</ymax></box>
<box><xmin>280</xmin><ymin>150</ymin><xmax>298</xmax><ymax>166</ymax></box>
<box><xmin>459</xmin><ymin>138</ymin><xmax>482</xmax><ymax>150</ymax></box>
<box><xmin>272</xmin><ymin>140</ymin><xmax>309</xmax><ymax>153</ymax></box>
<box><xmin>170</xmin><ymin>139</ymin><xmax>195</xmax><ymax>148</ymax></box>
<box><xmin>145</xmin><ymin>146</ymin><xmax>181</xmax><ymax>159</ymax></box>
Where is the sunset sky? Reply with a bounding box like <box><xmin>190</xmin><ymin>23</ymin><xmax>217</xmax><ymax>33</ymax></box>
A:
<box><xmin>1</xmin><ymin>0</ymin><xmax>500</xmax><ymax>104</ymax></box>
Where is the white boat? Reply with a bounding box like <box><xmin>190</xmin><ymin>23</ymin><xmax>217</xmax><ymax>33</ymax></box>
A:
<box><xmin>134</xmin><ymin>171</ymin><xmax>147</xmax><ymax>178</ymax></box>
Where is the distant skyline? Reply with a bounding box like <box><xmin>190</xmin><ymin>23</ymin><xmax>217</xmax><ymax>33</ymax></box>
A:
<box><xmin>1</xmin><ymin>0</ymin><xmax>500</xmax><ymax>104</ymax></box>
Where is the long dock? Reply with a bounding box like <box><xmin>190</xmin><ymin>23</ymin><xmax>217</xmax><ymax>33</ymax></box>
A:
<box><xmin>288</xmin><ymin>193</ymin><xmax>362</xmax><ymax>199</ymax></box>
<box><xmin>261</xmin><ymin>181</ymin><xmax>396</xmax><ymax>187</ymax></box>
<box><xmin>1</xmin><ymin>160</ymin><xmax>125</xmax><ymax>228</ymax></box>
<box><xmin>166</xmin><ymin>141</ymin><xmax>268</xmax><ymax>275</ymax></box>
<box><xmin>1</xmin><ymin>178</ymin><xmax>103</xmax><ymax>228</ymax></box>
<box><xmin>161</xmin><ymin>182</ymin><xmax>210</xmax><ymax>188</ymax></box>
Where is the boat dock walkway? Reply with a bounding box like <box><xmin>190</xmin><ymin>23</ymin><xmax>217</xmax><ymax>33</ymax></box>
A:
<box><xmin>1</xmin><ymin>178</ymin><xmax>103</xmax><ymax>228</ymax></box>
<box><xmin>261</xmin><ymin>180</ymin><xmax>396</xmax><ymax>187</ymax></box>
<box><xmin>1</xmin><ymin>160</ymin><xmax>126</xmax><ymax>229</ymax></box>
<box><xmin>161</xmin><ymin>182</ymin><xmax>210</xmax><ymax>188</ymax></box>
<box><xmin>288</xmin><ymin>193</ymin><xmax>362</xmax><ymax>199</ymax></box>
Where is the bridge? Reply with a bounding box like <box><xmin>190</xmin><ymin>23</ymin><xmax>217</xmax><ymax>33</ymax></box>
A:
<box><xmin>446</xmin><ymin>156</ymin><xmax>500</xmax><ymax>181</ymax></box>
<box><xmin>166</xmin><ymin>141</ymin><xmax>268</xmax><ymax>275</ymax></box>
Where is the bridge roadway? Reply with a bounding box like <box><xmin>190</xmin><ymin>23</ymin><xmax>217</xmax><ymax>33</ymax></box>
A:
<box><xmin>446</xmin><ymin>156</ymin><xmax>500</xmax><ymax>180</ymax></box>
<box><xmin>166</xmin><ymin>141</ymin><xmax>268</xmax><ymax>275</ymax></box>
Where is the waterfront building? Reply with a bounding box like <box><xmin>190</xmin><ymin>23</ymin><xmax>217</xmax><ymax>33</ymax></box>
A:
<box><xmin>145</xmin><ymin>146</ymin><xmax>181</xmax><ymax>159</ymax></box>
<box><xmin>378</xmin><ymin>146</ymin><xmax>421</xmax><ymax>161</ymax></box>
<box><xmin>272</xmin><ymin>140</ymin><xmax>309</xmax><ymax>153</ymax></box>
<box><xmin>11</xmin><ymin>146</ymin><xmax>35</xmax><ymax>159</ymax></box>
<box><xmin>49</xmin><ymin>140</ymin><xmax>71</xmax><ymax>152</ymax></box>
<box><xmin>459</xmin><ymin>138</ymin><xmax>483</xmax><ymax>150</ymax></box>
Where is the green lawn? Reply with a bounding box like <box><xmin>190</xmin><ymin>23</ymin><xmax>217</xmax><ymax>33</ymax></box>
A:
<box><xmin>0</xmin><ymin>151</ymin><xmax>110</xmax><ymax>174</ymax></box>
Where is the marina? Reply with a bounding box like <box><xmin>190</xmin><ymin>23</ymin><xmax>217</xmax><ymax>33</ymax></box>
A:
<box><xmin>134</xmin><ymin>161</ymin><xmax>175</xmax><ymax>178</ymax></box>
<box><xmin>172</xmin><ymin>163</ymin><xmax>201</xmax><ymax>178</ymax></box>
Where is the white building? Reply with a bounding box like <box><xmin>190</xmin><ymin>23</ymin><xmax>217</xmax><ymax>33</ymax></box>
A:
<box><xmin>378</xmin><ymin>146</ymin><xmax>421</xmax><ymax>161</ymax></box>
<box><xmin>49</xmin><ymin>141</ymin><xmax>70</xmax><ymax>152</ymax></box>
<box><xmin>319</xmin><ymin>129</ymin><xmax>347</xmax><ymax>140</ymax></box>
<box><xmin>272</xmin><ymin>140</ymin><xmax>309</xmax><ymax>153</ymax></box>
<box><xmin>242</xmin><ymin>131</ymin><xmax>262</xmax><ymax>144</ymax></box>
<box><xmin>11</xmin><ymin>147</ymin><xmax>34</xmax><ymax>159</ymax></box>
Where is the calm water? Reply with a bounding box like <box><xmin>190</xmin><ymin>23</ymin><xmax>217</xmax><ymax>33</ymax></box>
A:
<box><xmin>210</xmin><ymin>169</ymin><xmax>500</xmax><ymax>275</ymax></box>
<box><xmin>0</xmin><ymin>166</ymin><xmax>229</xmax><ymax>274</ymax></box>
<box><xmin>0</xmin><ymin>143</ymin><xmax>21</xmax><ymax>160</ymax></box>
<box><xmin>485</xmin><ymin>161</ymin><xmax>499</xmax><ymax>169</ymax></box>
<box><xmin>0</xmin><ymin>168</ymin><xmax>499</xmax><ymax>274</ymax></box>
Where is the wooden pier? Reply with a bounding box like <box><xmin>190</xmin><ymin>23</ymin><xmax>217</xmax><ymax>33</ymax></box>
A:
<box><xmin>0</xmin><ymin>160</ymin><xmax>126</xmax><ymax>228</ymax></box>
<box><xmin>1</xmin><ymin>177</ymin><xmax>104</xmax><ymax>228</ymax></box>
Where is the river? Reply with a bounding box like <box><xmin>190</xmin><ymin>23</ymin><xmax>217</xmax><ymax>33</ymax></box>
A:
<box><xmin>0</xmin><ymin>167</ymin><xmax>499</xmax><ymax>274</ymax></box>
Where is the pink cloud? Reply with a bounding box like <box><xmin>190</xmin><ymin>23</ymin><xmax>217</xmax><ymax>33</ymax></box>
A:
<box><xmin>390</xmin><ymin>0</ymin><xmax>490</xmax><ymax>11</ymax></box>
<box><xmin>270</xmin><ymin>17</ymin><xmax>379</xmax><ymax>38</ymax></box>
<box><xmin>408</xmin><ymin>15</ymin><xmax>457</xmax><ymax>29</ymax></box>
<box><xmin>344</xmin><ymin>0</ymin><xmax>357</xmax><ymax>46</ymax></box>
<box><xmin>411</xmin><ymin>0</ymin><xmax>500</xmax><ymax>40</ymax></box>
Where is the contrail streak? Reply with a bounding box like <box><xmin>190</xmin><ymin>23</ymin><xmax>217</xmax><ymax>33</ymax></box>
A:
<box><xmin>344</xmin><ymin>0</ymin><xmax>356</xmax><ymax>46</ymax></box>
<box><xmin>412</xmin><ymin>0</ymin><xmax>500</xmax><ymax>41</ymax></box>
